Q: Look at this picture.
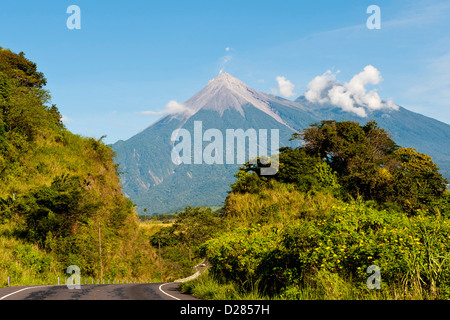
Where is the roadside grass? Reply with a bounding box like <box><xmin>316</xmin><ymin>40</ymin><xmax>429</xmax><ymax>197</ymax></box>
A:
<box><xmin>179</xmin><ymin>271</ymin><xmax>274</xmax><ymax>300</ymax></box>
<box><xmin>180</xmin><ymin>269</ymin><xmax>439</xmax><ymax>300</ymax></box>
<box><xmin>0</xmin><ymin>223</ymin><xmax>63</xmax><ymax>287</ymax></box>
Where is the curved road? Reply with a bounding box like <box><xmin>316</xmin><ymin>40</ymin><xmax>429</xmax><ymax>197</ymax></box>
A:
<box><xmin>0</xmin><ymin>282</ymin><xmax>198</xmax><ymax>300</ymax></box>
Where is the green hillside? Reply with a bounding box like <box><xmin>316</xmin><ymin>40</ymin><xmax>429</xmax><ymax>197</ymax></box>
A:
<box><xmin>0</xmin><ymin>47</ymin><xmax>158</xmax><ymax>286</ymax></box>
<box><xmin>173</xmin><ymin>121</ymin><xmax>450</xmax><ymax>299</ymax></box>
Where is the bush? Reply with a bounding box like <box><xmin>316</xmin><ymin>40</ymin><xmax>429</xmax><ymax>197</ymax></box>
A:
<box><xmin>201</xmin><ymin>200</ymin><xmax>450</xmax><ymax>298</ymax></box>
<box><xmin>15</xmin><ymin>175</ymin><xmax>98</xmax><ymax>246</ymax></box>
<box><xmin>391</xmin><ymin>148</ymin><xmax>448</xmax><ymax>213</ymax></box>
<box><xmin>12</xmin><ymin>244</ymin><xmax>51</xmax><ymax>274</ymax></box>
<box><xmin>200</xmin><ymin>225</ymin><xmax>278</xmax><ymax>289</ymax></box>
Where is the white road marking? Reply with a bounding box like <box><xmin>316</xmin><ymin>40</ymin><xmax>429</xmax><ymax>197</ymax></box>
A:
<box><xmin>0</xmin><ymin>285</ymin><xmax>49</xmax><ymax>300</ymax></box>
<box><xmin>158</xmin><ymin>283</ymin><xmax>180</xmax><ymax>300</ymax></box>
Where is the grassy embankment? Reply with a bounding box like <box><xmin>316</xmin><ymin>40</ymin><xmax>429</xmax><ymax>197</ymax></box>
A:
<box><xmin>179</xmin><ymin>181</ymin><xmax>450</xmax><ymax>300</ymax></box>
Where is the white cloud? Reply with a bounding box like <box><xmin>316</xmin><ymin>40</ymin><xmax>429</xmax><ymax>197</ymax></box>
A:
<box><xmin>345</xmin><ymin>65</ymin><xmax>384</xmax><ymax>110</ymax></box>
<box><xmin>139</xmin><ymin>100</ymin><xmax>195</xmax><ymax>116</ymax></box>
<box><xmin>328</xmin><ymin>85</ymin><xmax>367</xmax><ymax>117</ymax></box>
<box><xmin>166</xmin><ymin>100</ymin><xmax>194</xmax><ymax>115</ymax></box>
<box><xmin>139</xmin><ymin>110</ymin><xmax>162</xmax><ymax>115</ymax></box>
<box><xmin>275</xmin><ymin>76</ymin><xmax>295</xmax><ymax>98</ymax></box>
<box><xmin>304</xmin><ymin>70</ymin><xmax>337</xmax><ymax>103</ymax></box>
<box><xmin>304</xmin><ymin>65</ymin><xmax>398</xmax><ymax>117</ymax></box>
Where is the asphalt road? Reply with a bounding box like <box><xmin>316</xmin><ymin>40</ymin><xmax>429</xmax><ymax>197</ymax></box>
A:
<box><xmin>0</xmin><ymin>282</ymin><xmax>198</xmax><ymax>300</ymax></box>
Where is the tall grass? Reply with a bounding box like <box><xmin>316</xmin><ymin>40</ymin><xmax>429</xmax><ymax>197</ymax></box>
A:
<box><xmin>179</xmin><ymin>271</ymin><xmax>273</xmax><ymax>300</ymax></box>
<box><xmin>181</xmin><ymin>269</ymin><xmax>443</xmax><ymax>300</ymax></box>
<box><xmin>224</xmin><ymin>181</ymin><xmax>335</xmax><ymax>228</ymax></box>
<box><xmin>0</xmin><ymin>223</ymin><xmax>63</xmax><ymax>287</ymax></box>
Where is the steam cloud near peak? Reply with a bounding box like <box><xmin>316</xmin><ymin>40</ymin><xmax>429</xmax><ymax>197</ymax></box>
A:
<box><xmin>139</xmin><ymin>100</ymin><xmax>195</xmax><ymax>116</ymax></box>
<box><xmin>304</xmin><ymin>65</ymin><xmax>398</xmax><ymax>117</ymax></box>
<box><xmin>275</xmin><ymin>76</ymin><xmax>296</xmax><ymax>98</ymax></box>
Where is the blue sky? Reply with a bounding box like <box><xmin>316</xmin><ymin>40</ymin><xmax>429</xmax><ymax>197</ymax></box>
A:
<box><xmin>1</xmin><ymin>0</ymin><xmax>449</xmax><ymax>144</ymax></box>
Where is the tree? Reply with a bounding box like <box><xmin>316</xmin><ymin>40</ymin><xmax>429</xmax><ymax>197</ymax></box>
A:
<box><xmin>230</xmin><ymin>147</ymin><xmax>339</xmax><ymax>194</ymax></box>
<box><xmin>275</xmin><ymin>147</ymin><xmax>339</xmax><ymax>192</ymax></box>
<box><xmin>292</xmin><ymin>120</ymin><xmax>447</xmax><ymax>213</ymax></box>
<box><xmin>297</xmin><ymin>120</ymin><xmax>398</xmax><ymax>201</ymax></box>
<box><xmin>0</xmin><ymin>47</ymin><xmax>47</xmax><ymax>89</ymax></box>
<box><xmin>229</xmin><ymin>165</ymin><xmax>266</xmax><ymax>194</ymax></box>
<box><xmin>150</xmin><ymin>206</ymin><xmax>221</xmax><ymax>260</ymax></box>
<box><xmin>392</xmin><ymin>148</ymin><xmax>448</xmax><ymax>213</ymax></box>
<box><xmin>173</xmin><ymin>206</ymin><xmax>221</xmax><ymax>251</ymax></box>
<box><xmin>0</xmin><ymin>47</ymin><xmax>61</xmax><ymax>144</ymax></box>
<box><xmin>16</xmin><ymin>175</ymin><xmax>100</xmax><ymax>246</ymax></box>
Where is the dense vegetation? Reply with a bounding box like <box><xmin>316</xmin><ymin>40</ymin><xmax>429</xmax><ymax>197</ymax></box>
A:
<box><xmin>177</xmin><ymin>120</ymin><xmax>450</xmax><ymax>299</ymax></box>
<box><xmin>148</xmin><ymin>206</ymin><xmax>221</xmax><ymax>279</ymax></box>
<box><xmin>0</xmin><ymin>47</ymin><xmax>159</xmax><ymax>286</ymax></box>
